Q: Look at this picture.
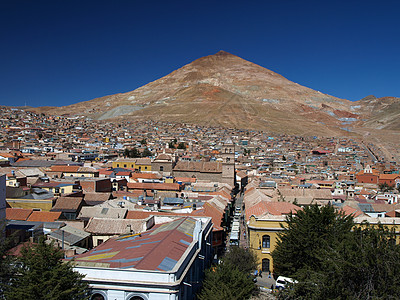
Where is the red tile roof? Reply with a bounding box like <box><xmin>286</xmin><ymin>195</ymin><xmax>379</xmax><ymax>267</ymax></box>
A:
<box><xmin>245</xmin><ymin>201</ymin><xmax>269</xmax><ymax>221</ymax></box>
<box><xmin>6</xmin><ymin>208</ymin><xmax>33</xmax><ymax>221</ymax></box>
<box><xmin>127</xmin><ymin>182</ymin><xmax>181</xmax><ymax>191</ymax></box>
<box><xmin>27</xmin><ymin>211</ymin><xmax>62</xmax><ymax>222</ymax></box>
<box><xmin>265</xmin><ymin>202</ymin><xmax>301</xmax><ymax>216</ymax></box>
<box><xmin>191</xmin><ymin>203</ymin><xmax>223</xmax><ymax>231</ymax></box>
<box><xmin>51</xmin><ymin>197</ymin><xmax>83</xmax><ymax>212</ymax></box>
<box><xmin>174</xmin><ymin>177</ymin><xmax>196</xmax><ymax>183</ymax></box>
<box><xmin>340</xmin><ymin>205</ymin><xmax>364</xmax><ymax>217</ymax></box>
<box><xmin>379</xmin><ymin>174</ymin><xmax>400</xmax><ymax>180</ymax></box>
<box><xmin>49</xmin><ymin>165</ymin><xmax>80</xmax><ymax>173</ymax></box>
<box><xmin>131</xmin><ymin>173</ymin><xmax>161</xmax><ymax>180</ymax></box>
<box><xmin>116</xmin><ymin>171</ymin><xmax>131</xmax><ymax>176</ymax></box>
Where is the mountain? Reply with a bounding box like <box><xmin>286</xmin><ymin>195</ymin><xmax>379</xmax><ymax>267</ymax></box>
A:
<box><xmin>353</xmin><ymin>96</ymin><xmax>400</xmax><ymax>130</ymax></box>
<box><xmin>32</xmin><ymin>51</ymin><xmax>366</xmax><ymax>136</ymax></box>
<box><xmin>31</xmin><ymin>51</ymin><xmax>400</xmax><ymax>138</ymax></box>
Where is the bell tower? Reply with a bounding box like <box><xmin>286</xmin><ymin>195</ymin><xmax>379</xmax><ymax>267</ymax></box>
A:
<box><xmin>221</xmin><ymin>141</ymin><xmax>235</xmax><ymax>186</ymax></box>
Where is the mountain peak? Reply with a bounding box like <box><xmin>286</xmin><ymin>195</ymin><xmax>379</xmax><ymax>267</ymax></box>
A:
<box><xmin>214</xmin><ymin>50</ymin><xmax>233</xmax><ymax>56</ymax></box>
<box><xmin>360</xmin><ymin>95</ymin><xmax>377</xmax><ymax>101</ymax></box>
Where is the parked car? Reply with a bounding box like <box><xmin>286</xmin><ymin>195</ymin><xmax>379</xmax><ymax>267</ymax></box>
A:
<box><xmin>275</xmin><ymin>276</ymin><xmax>297</xmax><ymax>290</ymax></box>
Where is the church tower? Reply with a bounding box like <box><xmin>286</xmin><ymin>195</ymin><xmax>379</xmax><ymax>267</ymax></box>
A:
<box><xmin>221</xmin><ymin>141</ymin><xmax>235</xmax><ymax>186</ymax></box>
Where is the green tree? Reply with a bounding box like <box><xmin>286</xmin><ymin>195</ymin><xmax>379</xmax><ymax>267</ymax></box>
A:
<box><xmin>279</xmin><ymin>223</ymin><xmax>400</xmax><ymax>300</ymax></box>
<box><xmin>5</xmin><ymin>237</ymin><xmax>89</xmax><ymax>300</ymax></box>
<box><xmin>272</xmin><ymin>204</ymin><xmax>354</xmax><ymax>277</ymax></box>
<box><xmin>0</xmin><ymin>222</ymin><xmax>17</xmax><ymax>298</ymax></box>
<box><xmin>130</xmin><ymin>148</ymin><xmax>141</xmax><ymax>158</ymax></box>
<box><xmin>379</xmin><ymin>182</ymin><xmax>393</xmax><ymax>192</ymax></box>
<box><xmin>124</xmin><ymin>148</ymin><xmax>140</xmax><ymax>158</ymax></box>
<box><xmin>198</xmin><ymin>261</ymin><xmax>257</xmax><ymax>300</ymax></box>
<box><xmin>273</xmin><ymin>205</ymin><xmax>400</xmax><ymax>299</ymax></box>
<box><xmin>223</xmin><ymin>246</ymin><xmax>258</xmax><ymax>274</ymax></box>
<box><xmin>141</xmin><ymin>148</ymin><xmax>153</xmax><ymax>157</ymax></box>
<box><xmin>177</xmin><ymin>142</ymin><xmax>186</xmax><ymax>149</ymax></box>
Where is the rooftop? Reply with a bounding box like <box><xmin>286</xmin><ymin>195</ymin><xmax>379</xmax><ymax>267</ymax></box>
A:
<box><xmin>71</xmin><ymin>217</ymin><xmax>199</xmax><ymax>271</ymax></box>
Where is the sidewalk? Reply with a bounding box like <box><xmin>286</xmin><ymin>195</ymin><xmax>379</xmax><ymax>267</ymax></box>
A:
<box><xmin>255</xmin><ymin>274</ymin><xmax>275</xmax><ymax>290</ymax></box>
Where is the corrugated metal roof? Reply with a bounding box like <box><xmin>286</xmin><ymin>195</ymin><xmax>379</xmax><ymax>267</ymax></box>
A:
<box><xmin>48</xmin><ymin>225</ymin><xmax>90</xmax><ymax>245</ymax></box>
<box><xmin>72</xmin><ymin>217</ymin><xmax>197</xmax><ymax>271</ymax></box>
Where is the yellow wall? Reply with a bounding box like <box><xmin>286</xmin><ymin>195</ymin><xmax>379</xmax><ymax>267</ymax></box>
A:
<box><xmin>6</xmin><ymin>198</ymin><xmax>54</xmax><ymax>211</ymax></box>
<box><xmin>64</xmin><ymin>172</ymin><xmax>96</xmax><ymax>178</ymax></box>
<box><xmin>354</xmin><ymin>219</ymin><xmax>400</xmax><ymax>243</ymax></box>
<box><xmin>92</xmin><ymin>235</ymin><xmax>112</xmax><ymax>247</ymax></box>
<box><xmin>113</xmin><ymin>161</ymin><xmax>135</xmax><ymax>169</ymax></box>
<box><xmin>247</xmin><ymin>215</ymin><xmax>286</xmax><ymax>274</ymax></box>
<box><xmin>6</xmin><ymin>178</ymin><xmax>18</xmax><ymax>187</ymax></box>
<box><xmin>248</xmin><ymin>215</ymin><xmax>400</xmax><ymax>274</ymax></box>
<box><xmin>136</xmin><ymin>164</ymin><xmax>151</xmax><ymax>171</ymax></box>
<box><xmin>43</xmin><ymin>185</ymin><xmax>75</xmax><ymax>194</ymax></box>
<box><xmin>112</xmin><ymin>160</ymin><xmax>152</xmax><ymax>171</ymax></box>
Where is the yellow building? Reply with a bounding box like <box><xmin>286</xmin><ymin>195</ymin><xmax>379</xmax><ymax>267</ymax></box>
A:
<box><xmin>112</xmin><ymin>158</ymin><xmax>152</xmax><ymax>171</ymax></box>
<box><xmin>247</xmin><ymin>209</ymin><xmax>400</xmax><ymax>275</ymax></box>
<box><xmin>32</xmin><ymin>182</ymin><xmax>76</xmax><ymax>195</ymax></box>
<box><xmin>6</xmin><ymin>198</ymin><xmax>54</xmax><ymax>211</ymax></box>
<box><xmin>247</xmin><ymin>214</ymin><xmax>286</xmax><ymax>274</ymax></box>
<box><xmin>354</xmin><ymin>216</ymin><xmax>400</xmax><ymax>243</ymax></box>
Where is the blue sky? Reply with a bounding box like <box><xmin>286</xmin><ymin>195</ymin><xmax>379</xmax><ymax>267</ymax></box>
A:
<box><xmin>1</xmin><ymin>0</ymin><xmax>399</xmax><ymax>107</ymax></box>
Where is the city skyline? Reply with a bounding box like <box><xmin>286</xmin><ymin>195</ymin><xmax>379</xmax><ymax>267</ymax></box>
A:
<box><xmin>1</xmin><ymin>0</ymin><xmax>399</xmax><ymax>107</ymax></box>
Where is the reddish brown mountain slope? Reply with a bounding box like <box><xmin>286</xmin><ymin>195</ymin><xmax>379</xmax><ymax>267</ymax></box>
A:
<box><xmin>30</xmin><ymin>51</ymin><xmax>362</xmax><ymax>135</ymax></box>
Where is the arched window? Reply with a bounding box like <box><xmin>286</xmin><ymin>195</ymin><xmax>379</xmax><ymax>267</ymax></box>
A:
<box><xmin>126</xmin><ymin>293</ymin><xmax>148</xmax><ymax>300</ymax></box>
<box><xmin>160</xmin><ymin>166</ymin><xmax>164</xmax><ymax>171</ymax></box>
<box><xmin>262</xmin><ymin>235</ymin><xmax>270</xmax><ymax>248</ymax></box>
<box><xmin>91</xmin><ymin>291</ymin><xmax>107</xmax><ymax>300</ymax></box>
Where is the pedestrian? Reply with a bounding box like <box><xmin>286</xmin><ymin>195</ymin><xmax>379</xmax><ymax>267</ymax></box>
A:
<box><xmin>259</xmin><ymin>269</ymin><xmax>262</xmax><ymax>278</ymax></box>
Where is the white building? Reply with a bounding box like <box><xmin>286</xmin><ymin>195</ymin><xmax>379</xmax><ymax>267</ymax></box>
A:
<box><xmin>71</xmin><ymin>216</ymin><xmax>213</xmax><ymax>300</ymax></box>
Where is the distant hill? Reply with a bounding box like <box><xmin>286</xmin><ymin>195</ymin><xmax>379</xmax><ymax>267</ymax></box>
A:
<box><xmin>30</xmin><ymin>51</ymin><xmax>360</xmax><ymax>136</ymax></box>
<box><xmin>28</xmin><ymin>51</ymin><xmax>400</xmax><ymax>138</ymax></box>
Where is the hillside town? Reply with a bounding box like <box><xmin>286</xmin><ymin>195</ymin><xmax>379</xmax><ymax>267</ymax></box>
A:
<box><xmin>2</xmin><ymin>106</ymin><xmax>400</xmax><ymax>299</ymax></box>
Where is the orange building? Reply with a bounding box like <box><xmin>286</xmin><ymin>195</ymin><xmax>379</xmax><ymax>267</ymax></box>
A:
<box><xmin>356</xmin><ymin>165</ymin><xmax>380</xmax><ymax>184</ymax></box>
<box><xmin>378</xmin><ymin>173</ymin><xmax>400</xmax><ymax>187</ymax></box>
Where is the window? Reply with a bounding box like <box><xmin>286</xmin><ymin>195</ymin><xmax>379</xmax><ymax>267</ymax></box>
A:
<box><xmin>91</xmin><ymin>294</ymin><xmax>105</xmax><ymax>300</ymax></box>
<box><xmin>97</xmin><ymin>239</ymin><xmax>103</xmax><ymax>246</ymax></box>
<box><xmin>124</xmin><ymin>164</ymin><xmax>127</xmax><ymax>168</ymax></box>
<box><xmin>145</xmin><ymin>166</ymin><xmax>147</xmax><ymax>170</ymax></box>
<box><xmin>116</xmin><ymin>164</ymin><xmax>119</xmax><ymax>167</ymax></box>
<box><xmin>262</xmin><ymin>235</ymin><xmax>270</xmax><ymax>248</ymax></box>
<box><xmin>91</xmin><ymin>291</ymin><xmax>107</xmax><ymax>300</ymax></box>
<box><xmin>160</xmin><ymin>166</ymin><xmax>164</xmax><ymax>171</ymax></box>
<box><xmin>61</xmin><ymin>188</ymin><xmax>64</xmax><ymax>193</ymax></box>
